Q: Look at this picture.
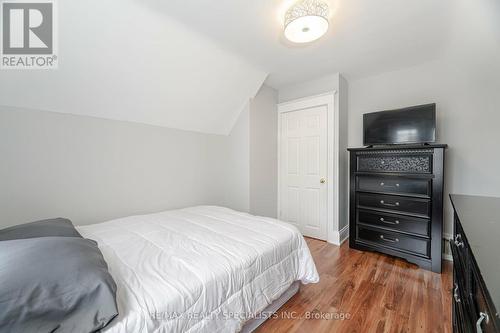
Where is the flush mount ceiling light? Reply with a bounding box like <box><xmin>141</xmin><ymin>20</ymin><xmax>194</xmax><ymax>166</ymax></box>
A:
<box><xmin>284</xmin><ymin>0</ymin><xmax>329</xmax><ymax>43</ymax></box>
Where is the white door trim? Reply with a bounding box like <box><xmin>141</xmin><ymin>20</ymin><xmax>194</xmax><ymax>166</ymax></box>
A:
<box><xmin>277</xmin><ymin>91</ymin><xmax>339</xmax><ymax>244</ymax></box>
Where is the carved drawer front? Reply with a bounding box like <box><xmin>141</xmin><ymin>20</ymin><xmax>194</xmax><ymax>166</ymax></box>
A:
<box><xmin>357</xmin><ymin>210</ymin><xmax>430</xmax><ymax>237</ymax></box>
<box><xmin>357</xmin><ymin>175</ymin><xmax>431</xmax><ymax>197</ymax></box>
<box><xmin>357</xmin><ymin>226</ymin><xmax>430</xmax><ymax>257</ymax></box>
<box><xmin>357</xmin><ymin>193</ymin><xmax>431</xmax><ymax>218</ymax></box>
<box><xmin>357</xmin><ymin>154</ymin><xmax>432</xmax><ymax>173</ymax></box>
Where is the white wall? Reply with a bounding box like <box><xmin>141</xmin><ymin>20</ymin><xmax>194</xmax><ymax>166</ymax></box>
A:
<box><xmin>224</xmin><ymin>104</ymin><xmax>250</xmax><ymax>212</ymax></box>
<box><xmin>279</xmin><ymin>73</ymin><xmax>341</xmax><ymax>103</ymax></box>
<box><xmin>338</xmin><ymin>76</ymin><xmax>349</xmax><ymax>231</ymax></box>
<box><xmin>223</xmin><ymin>84</ymin><xmax>280</xmax><ymax>217</ymax></box>
<box><xmin>0</xmin><ymin>86</ymin><xmax>280</xmax><ymax>228</ymax></box>
<box><xmin>347</xmin><ymin>0</ymin><xmax>500</xmax><ymax>236</ymax></box>
<box><xmin>0</xmin><ymin>106</ymin><xmax>229</xmax><ymax>228</ymax></box>
<box><xmin>249</xmin><ymin>85</ymin><xmax>278</xmax><ymax>218</ymax></box>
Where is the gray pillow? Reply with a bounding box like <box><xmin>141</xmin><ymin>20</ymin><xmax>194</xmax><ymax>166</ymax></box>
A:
<box><xmin>0</xmin><ymin>218</ymin><xmax>82</xmax><ymax>241</ymax></box>
<box><xmin>0</xmin><ymin>237</ymin><xmax>118</xmax><ymax>333</ymax></box>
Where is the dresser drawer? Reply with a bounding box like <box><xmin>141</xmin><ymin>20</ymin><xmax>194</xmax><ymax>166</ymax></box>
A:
<box><xmin>357</xmin><ymin>226</ymin><xmax>430</xmax><ymax>257</ymax></box>
<box><xmin>472</xmin><ymin>293</ymin><xmax>497</xmax><ymax>333</ymax></box>
<box><xmin>357</xmin><ymin>193</ymin><xmax>430</xmax><ymax>218</ymax></box>
<box><xmin>357</xmin><ymin>175</ymin><xmax>431</xmax><ymax>197</ymax></box>
<box><xmin>358</xmin><ymin>210</ymin><xmax>430</xmax><ymax>237</ymax></box>
<box><xmin>357</xmin><ymin>154</ymin><xmax>432</xmax><ymax>173</ymax></box>
<box><xmin>349</xmin><ymin>146</ymin><xmax>446</xmax><ymax>273</ymax></box>
<box><xmin>451</xmin><ymin>240</ymin><xmax>470</xmax><ymax>297</ymax></box>
<box><xmin>471</xmin><ymin>268</ymin><xmax>498</xmax><ymax>333</ymax></box>
<box><xmin>453</xmin><ymin>271</ymin><xmax>475</xmax><ymax>333</ymax></box>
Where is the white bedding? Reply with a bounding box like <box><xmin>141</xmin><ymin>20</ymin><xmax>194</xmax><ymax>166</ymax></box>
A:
<box><xmin>76</xmin><ymin>206</ymin><xmax>319</xmax><ymax>333</ymax></box>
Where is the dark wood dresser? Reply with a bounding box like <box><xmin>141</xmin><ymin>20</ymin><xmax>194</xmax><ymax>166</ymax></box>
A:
<box><xmin>348</xmin><ymin>144</ymin><xmax>447</xmax><ymax>273</ymax></box>
<box><xmin>450</xmin><ymin>195</ymin><xmax>500</xmax><ymax>333</ymax></box>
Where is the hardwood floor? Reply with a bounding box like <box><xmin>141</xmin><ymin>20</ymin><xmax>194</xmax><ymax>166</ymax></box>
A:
<box><xmin>256</xmin><ymin>238</ymin><xmax>452</xmax><ymax>333</ymax></box>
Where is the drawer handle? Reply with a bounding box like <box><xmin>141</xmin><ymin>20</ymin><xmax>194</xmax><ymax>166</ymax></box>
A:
<box><xmin>380</xmin><ymin>200</ymin><xmax>400</xmax><ymax>207</ymax></box>
<box><xmin>453</xmin><ymin>284</ymin><xmax>461</xmax><ymax>303</ymax></box>
<box><xmin>380</xmin><ymin>217</ymin><xmax>400</xmax><ymax>225</ymax></box>
<box><xmin>454</xmin><ymin>234</ymin><xmax>464</xmax><ymax>248</ymax></box>
<box><xmin>476</xmin><ymin>312</ymin><xmax>489</xmax><ymax>333</ymax></box>
<box><xmin>379</xmin><ymin>183</ymin><xmax>400</xmax><ymax>188</ymax></box>
<box><xmin>380</xmin><ymin>235</ymin><xmax>399</xmax><ymax>243</ymax></box>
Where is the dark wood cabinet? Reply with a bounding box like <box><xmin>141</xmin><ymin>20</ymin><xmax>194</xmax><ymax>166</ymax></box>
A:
<box><xmin>450</xmin><ymin>195</ymin><xmax>500</xmax><ymax>333</ymax></box>
<box><xmin>348</xmin><ymin>144</ymin><xmax>447</xmax><ymax>273</ymax></box>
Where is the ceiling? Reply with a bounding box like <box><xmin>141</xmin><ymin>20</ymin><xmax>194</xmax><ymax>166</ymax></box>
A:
<box><xmin>0</xmin><ymin>0</ymin><xmax>473</xmax><ymax>134</ymax></box>
<box><xmin>150</xmin><ymin>0</ymin><xmax>455</xmax><ymax>88</ymax></box>
<box><xmin>0</xmin><ymin>0</ymin><xmax>267</xmax><ymax>135</ymax></box>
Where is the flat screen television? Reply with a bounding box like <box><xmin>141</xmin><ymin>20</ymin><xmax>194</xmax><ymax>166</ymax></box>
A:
<box><xmin>363</xmin><ymin>104</ymin><xmax>436</xmax><ymax>146</ymax></box>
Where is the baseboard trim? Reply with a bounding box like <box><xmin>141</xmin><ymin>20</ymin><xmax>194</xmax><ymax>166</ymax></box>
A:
<box><xmin>443</xmin><ymin>253</ymin><xmax>453</xmax><ymax>262</ymax></box>
<box><xmin>443</xmin><ymin>232</ymin><xmax>453</xmax><ymax>262</ymax></box>
<box><xmin>329</xmin><ymin>225</ymin><xmax>350</xmax><ymax>246</ymax></box>
<box><xmin>339</xmin><ymin>224</ymin><xmax>349</xmax><ymax>245</ymax></box>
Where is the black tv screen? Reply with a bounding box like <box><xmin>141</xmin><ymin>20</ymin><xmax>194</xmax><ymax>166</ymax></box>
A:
<box><xmin>363</xmin><ymin>104</ymin><xmax>436</xmax><ymax>146</ymax></box>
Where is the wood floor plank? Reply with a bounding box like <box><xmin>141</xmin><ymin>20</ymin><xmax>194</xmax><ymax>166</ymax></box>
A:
<box><xmin>256</xmin><ymin>238</ymin><xmax>452</xmax><ymax>333</ymax></box>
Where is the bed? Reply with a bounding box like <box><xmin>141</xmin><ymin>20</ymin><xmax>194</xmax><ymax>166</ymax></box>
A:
<box><xmin>76</xmin><ymin>206</ymin><xmax>319</xmax><ymax>333</ymax></box>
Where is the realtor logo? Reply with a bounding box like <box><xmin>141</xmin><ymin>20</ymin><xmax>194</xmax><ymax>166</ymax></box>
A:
<box><xmin>1</xmin><ymin>0</ymin><xmax>57</xmax><ymax>69</ymax></box>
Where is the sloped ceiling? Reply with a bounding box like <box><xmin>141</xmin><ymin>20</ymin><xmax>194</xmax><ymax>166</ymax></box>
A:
<box><xmin>1</xmin><ymin>0</ymin><xmax>495</xmax><ymax>134</ymax></box>
<box><xmin>0</xmin><ymin>0</ymin><xmax>267</xmax><ymax>135</ymax></box>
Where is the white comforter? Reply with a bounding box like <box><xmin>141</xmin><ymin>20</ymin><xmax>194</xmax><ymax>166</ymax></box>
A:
<box><xmin>77</xmin><ymin>206</ymin><xmax>319</xmax><ymax>333</ymax></box>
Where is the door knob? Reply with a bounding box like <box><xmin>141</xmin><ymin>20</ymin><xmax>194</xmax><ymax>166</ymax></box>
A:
<box><xmin>320</xmin><ymin>178</ymin><xmax>326</xmax><ymax>184</ymax></box>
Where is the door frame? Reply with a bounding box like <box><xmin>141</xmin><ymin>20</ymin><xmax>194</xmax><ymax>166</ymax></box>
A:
<box><xmin>277</xmin><ymin>91</ymin><xmax>338</xmax><ymax>244</ymax></box>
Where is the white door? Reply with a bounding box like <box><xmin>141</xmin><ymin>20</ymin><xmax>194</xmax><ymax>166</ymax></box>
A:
<box><xmin>280</xmin><ymin>106</ymin><xmax>328</xmax><ymax>240</ymax></box>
